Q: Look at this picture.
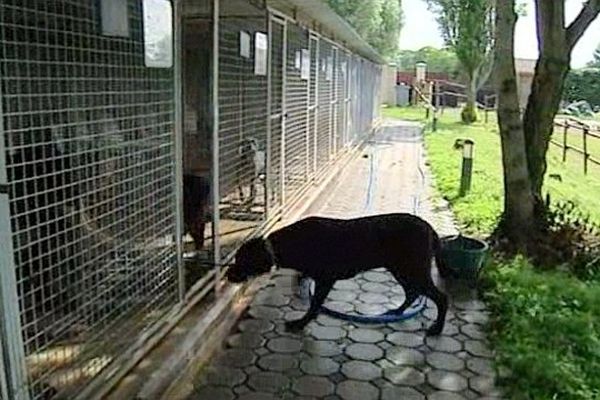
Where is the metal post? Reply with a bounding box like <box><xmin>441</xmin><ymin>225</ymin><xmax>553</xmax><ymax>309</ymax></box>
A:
<box><xmin>305</xmin><ymin>36</ymin><xmax>312</xmax><ymax>182</ymax></box>
<box><xmin>173</xmin><ymin>0</ymin><xmax>185</xmax><ymax>302</ymax></box>
<box><xmin>211</xmin><ymin>0</ymin><xmax>222</xmax><ymax>294</ymax></box>
<box><xmin>281</xmin><ymin>19</ymin><xmax>287</xmax><ymax>205</ymax></box>
<box><xmin>265</xmin><ymin>16</ymin><xmax>273</xmax><ymax>217</ymax></box>
<box><xmin>459</xmin><ymin>139</ymin><xmax>474</xmax><ymax>197</ymax></box>
<box><xmin>313</xmin><ymin>35</ymin><xmax>319</xmax><ymax>179</ymax></box>
<box><xmin>583</xmin><ymin>127</ymin><xmax>589</xmax><ymax>175</ymax></box>
<box><xmin>562</xmin><ymin>121</ymin><xmax>568</xmax><ymax>162</ymax></box>
<box><xmin>0</xmin><ymin>73</ymin><xmax>30</xmax><ymax>400</ymax></box>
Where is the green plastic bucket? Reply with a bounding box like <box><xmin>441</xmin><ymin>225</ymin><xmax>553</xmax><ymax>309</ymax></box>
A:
<box><xmin>440</xmin><ymin>235</ymin><xmax>489</xmax><ymax>281</ymax></box>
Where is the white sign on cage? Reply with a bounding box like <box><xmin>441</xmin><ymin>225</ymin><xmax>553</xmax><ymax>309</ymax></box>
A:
<box><xmin>295</xmin><ymin>51</ymin><xmax>302</xmax><ymax>69</ymax></box>
<box><xmin>254</xmin><ymin>32</ymin><xmax>268</xmax><ymax>76</ymax></box>
<box><xmin>142</xmin><ymin>0</ymin><xmax>173</xmax><ymax>68</ymax></box>
<box><xmin>301</xmin><ymin>49</ymin><xmax>310</xmax><ymax>80</ymax></box>
<box><xmin>100</xmin><ymin>0</ymin><xmax>130</xmax><ymax>37</ymax></box>
<box><xmin>240</xmin><ymin>31</ymin><xmax>251</xmax><ymax>59</ymax></box>
<box><xmin>326</xmin><ymin>56</ymin><xmax>333</xmax><ymax>81</ymax></box>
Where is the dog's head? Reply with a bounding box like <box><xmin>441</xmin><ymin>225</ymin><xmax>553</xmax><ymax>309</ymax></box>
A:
<box><xmin>226</xmin><ymin>237</ymin><xmax>273</xmax><ymax>283</ymax></box>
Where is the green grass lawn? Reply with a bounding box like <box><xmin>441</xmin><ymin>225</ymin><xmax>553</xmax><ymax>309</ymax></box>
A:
<box><xmin>383</xmin><ymin>106</ymin><xmax>600</xmax><ymax>234</ymax></box>
<box><xmin>384</xmin><ymin>106</ymin><xmax>600</xmax><ymax>400</ymax></box>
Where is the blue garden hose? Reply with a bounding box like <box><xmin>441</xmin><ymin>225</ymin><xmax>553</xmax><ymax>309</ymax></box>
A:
<box><xmin>302</xmin><ymin>140</ymin><xmax>427</xmax><ymax>324</ymax></box>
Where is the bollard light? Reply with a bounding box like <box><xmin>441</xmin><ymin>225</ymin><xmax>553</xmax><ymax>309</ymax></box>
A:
<box><xmin>459</xmin><ymin>139</ymin><xmax>474</xmax><ymax>197</ymax></box>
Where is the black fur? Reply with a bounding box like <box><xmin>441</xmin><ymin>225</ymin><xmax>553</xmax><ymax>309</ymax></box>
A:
<box><xmin>227</xmin><ymin>213</ymin><xmax>450</xmax><ymax>336</ymax></box>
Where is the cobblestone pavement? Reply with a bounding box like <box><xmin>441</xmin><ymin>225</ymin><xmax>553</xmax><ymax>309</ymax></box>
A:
<box><xmin>192</xmin><ymin>121</ymin><xmax>502</xmax><ymax>399</ymax></box>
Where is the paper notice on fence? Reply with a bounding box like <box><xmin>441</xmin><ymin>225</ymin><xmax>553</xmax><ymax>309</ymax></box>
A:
<box><xmin>240</xmin><ymin>31</ymin><xmax>251</xmax><ymax>58</ymax></box>
<box><xmin>254</xmin><ymin>32</ymin><xmax>268</xmax><ymax>76</ymax></box>
<box><xmin>301</xmin><ymin>49</ymin><xmax>310</xmax><ymax>80</ymax></box>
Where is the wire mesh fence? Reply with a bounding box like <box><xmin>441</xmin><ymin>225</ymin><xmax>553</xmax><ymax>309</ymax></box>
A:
<box><xmin>1</xmin><ymin>0</ymin><xmax>178</xmax><ymax>398</ymax></box>
<box><xmin>0</xmin><ymin>1</ymin><xmax>383</xmax><ymax>398</ymax></box>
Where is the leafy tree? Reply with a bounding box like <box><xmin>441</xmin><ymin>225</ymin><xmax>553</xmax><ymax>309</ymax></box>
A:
<box><xmin>396</xmin><ymin>47</ymin><xmax>460</xmax><ymax>77</ymax></box>
<box><xmin>427</xmin><ymin>0</ymin><xmax>495</xmax><ymax>124</ymax></box>
<box><xmin>494</xmin><ymin>0</ymin><xmax>600</xmax><ymax>250</ymax></box>
<box><xmin>564</xmin><ymin>68</ymin><xmax>600</xmax><ymax>108</ymax></box>
<box><xmin>588</xmin><ymin>43</ymin><xmax>600</xmax><ymax>67</ymax></box>
<box><xmin>327</xmin><ymin>0</ymin><xmax>403</xmax><ymax>60</ymax></box>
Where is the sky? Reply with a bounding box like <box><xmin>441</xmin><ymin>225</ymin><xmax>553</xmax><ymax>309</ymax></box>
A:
<box><xmin>399</xmin><ymin>0</ymin><xmax>600</xmax><ymax>68</ymax></box>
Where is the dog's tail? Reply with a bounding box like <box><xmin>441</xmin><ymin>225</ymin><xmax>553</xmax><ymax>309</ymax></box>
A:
<box><xmin>432</xmin><ymin>230</ymin><xmax>452</xmax><ymax>279</ymax></box>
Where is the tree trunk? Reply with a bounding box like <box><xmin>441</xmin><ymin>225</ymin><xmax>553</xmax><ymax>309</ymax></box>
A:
<box><xmin>522</xmin><ymin>56</ymin><xmax>570</xmax><ymax>199</ymax></box>
<box><xmin>461</xmin><ymin>73</ymin><xmax>478</xmax><ymax>124</ymax></box>
<box><xmin>494</xmin><ymin>0</ymin><xmax>536</xmax><ymax>245</ymax></box>
<box><xmin>523</xmin><ymin>1</ymin><xmax>570</xmax><ymax>202</ymax></box>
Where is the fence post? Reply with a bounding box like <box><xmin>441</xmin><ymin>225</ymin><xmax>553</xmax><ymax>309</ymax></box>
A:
<box><xmin>583</xmin><ymin>127</ymin><xmax>589</xmax><ymax>175</ymax></box>
<box><xmin>562</xmin><ymin>121</ymin><xmax>568</xmax><ymax>162</ymax></box>
<box><xmin>0</xmin><ymin>76</ymin><xmax>31</xmax><ymax>400</ymax></box>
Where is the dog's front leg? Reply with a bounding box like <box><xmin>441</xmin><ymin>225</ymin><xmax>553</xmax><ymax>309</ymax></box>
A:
<box><xmin>285</xmin><ymin>279</ymin><xmax>334</xmax><ymax>332</ymax></box>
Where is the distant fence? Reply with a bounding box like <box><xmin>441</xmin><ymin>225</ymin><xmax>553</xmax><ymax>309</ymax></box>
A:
<box><xmin>552</xmin><ymin>119</ymin><xmax>600</xmax><ymax>174</ymax></box>
<box><xmin>411</xmin><ymin>86</ymin><xmax>600</xmax><ymax>175</ymax></box>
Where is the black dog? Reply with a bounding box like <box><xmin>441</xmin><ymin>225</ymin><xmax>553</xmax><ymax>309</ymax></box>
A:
<box><xmin>226</xmin><ymin>213</ymin><xmax>450</xmax><ymax>336</ymax></box>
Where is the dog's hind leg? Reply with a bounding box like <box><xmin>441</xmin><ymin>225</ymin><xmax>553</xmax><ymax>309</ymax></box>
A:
<box><xmin>387</xmin><ymin>272</ymin><xmax>421</xmax><ymax>315</ymax></box>
<box><xmin>285</xmin><ymin>279</ymin><xmax>334</xmax><ymax>332</ymax></box>
<box><xmin>423</xmin><ymin>281</ymin><xmax>448</xmax><ymax>336</ymax></box>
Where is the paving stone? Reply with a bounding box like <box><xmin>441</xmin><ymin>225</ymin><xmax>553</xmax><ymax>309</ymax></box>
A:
<box><xmin>441</xmin><ymin>322</ymin><xmax>460</xmax><ymax>336</ymax></box>
<box><xmin>386</xmin><ymin>347</ymin><xmax>425</xmax><ymax>366</ymax></box>
<box><xmin>199</xmin><ymin>366</ymin><xmax>246</xmax><ymax>387</ymax></box>
<box><xmin>427</xmin><ymin>371</ymin><xmax>469</xmax><ymax>392</ymax></box>
<box><xmin>390</xmin><ymin>285</ymin><xmax>406</xmax><ymax>295</ymax></box>
<box><xmin>457</xmin><ymin>311</ymin><xmax>490</xmax><ymax>325</ymax></box>
<box><xmin>215</xmin><ymin>349</ymin><xmax>256</xmax><ymax>368</ymax></box>
<box><xmin>466</xmin><ymin>357</ymin><xmax>496</xmax><ymax>377</ymax></box>
<box><xmin>469</xmin><ymin>376</ymin><xmax>496</xmax><ymax>395</ymax></box>
<box><xmin>194</xmin><ymin>386</ymin><xmax>235</xmax><ymax>400</ymax></box>
<box><xmin>252</xmin><ymin>292</ymin><xmax>290</xmax><ymax>307</ymax></box>
<box><xmin>460</xmin><ymin>324</ymin><xmax>486</xmax><ymax>340</ymax></box>
<box><xmin>266</xmin><ymin>337</ymin><xmax>303</xmax><ymax>353</ymax></box>
<box><xmin>324</xmin><ymin>301</ymin><xmax>355</xmax><ymax>313</ymax></box>
<box><xmin>348</xmin><ymin>328</ymin><xmax>385</xmax><ymax>343</ymax></box>
<box><xmin>363</xmin><ymin>272</ymin><xmax>390</xmax><ymax>283</ymax></box>
<box><xmin>341</xmin><ymin>360</ymin><xmax>382</xmax><ymax>380</ymax></box>
<box><xmin>453</xmin><ymin>300</ymin><xmax>486</xmax><ymax>311</ymax></box>
<box><xmin>227</xmin><ymin>332</ymin><xmax>265</xmax><ymax>349</ymax></box>
<box><xmin>316</xmin><ymin>314</ymin><xmax>346</xmax><ymax>327</ymax></box>
<box><xmin>355</xmin><ymin>303</ymin><xmax>388</xmax><ymax>315</ymax></box>
<box><xmin>238</xmin><ymin>319</ymin><xmax>275</xmax><ymax>334</ymax></box>
<box><xmin>336</xmin><ymin>380</ymin><xmax>379</xmax><ymax>400</ymax></box>
<box><xmin>358</xmin><ymin>292</ymin><xmax>389</xmax><ymax>304</ymax></box>
<box><xmin>383</xmin><ymin>365</ymin><xmax>425</xmax><ymax>386</ymax></box>
<box><xmin>362</xmin><ymin>282</ymin><xmax>389</xmax><ymax>292</ymax></box>
<box><xmin>257</xmin><ymin>353</ymin><xmax>298</xmax><ymax>372</ymax></box>
<box><xmin>236</xmin><ymin>393</ymin><xmax>277</xmax><ymax>400</ymax></box>
<box><xmin>292</xmin><ymin>376</ymin><xmax>335</xmax><ymax>397</ymax></box>
<box><xmin>334</xmin><ymin>280</ymin><xmax>360</xmax><ymax>291</ymax></box>
<box><xmin>248</xmin><ymin>306</ymin><xmax>283</xmax><ymax>320</ymax></box>
<box><xmin>428</xmin><ymin>391</ymin><xmax>467</xmax><ymax>400</ymax></box>
<box><xmin>387</xmin><ymin>332</ymin><xmax>424</xmax><ymax>348</ymax></box>
<box><xmin>381</xmin><ymin>386</ymin><xmax>425</xmax><ymax>400</ymax></box>
<box><xmin>310</xmin><ymin>325</ymin><xmax>347</xmax><ymax>341</ymax></box>
<box><xmin>247</xmin><ymin>372</ymin><xmax>289</xmax><ymax>393</ymax></box>
<box><xmin>345</xmin><ymin>343</ymin><xmax>384</xmax><ymax>361</ymax></box>
<box><xmin>328</xmin><ymin>290</ymin><xmax>358</xmax><ymax>302</ymax></box>
<box><xmin>388</xmin><ymin>319</ymin><xmax>424</xmax><ymax>332</ymax></box>
<box><xmin>426</xmin><ymin>352</ymin><xmax>465</xmax><ymax>372</ymax></box>
<box><xmin>304</xmin><ymin>339</ymin><xmax>343</xmax><ymax>357</ymax></box>
<box><xmin>233</xmin><ymin>385</ymin><xmax>251</xmax><ymax>395</ymax></box>
<box><xmin>300</xmin><ymin>357</ymin><xmax>340</xmax><ymax>376</ymax></box>
<box><xmin>465</xmin><ymin>340</ymin><xmax>493</xmax><ymax>358</ymax></box>
<box><xmin>426</xmin><ymin>336</ymin><xmax>462</xmax><ymax>353</ymax></box>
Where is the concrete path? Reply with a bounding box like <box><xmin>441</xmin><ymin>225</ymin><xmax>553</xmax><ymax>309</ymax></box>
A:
<box><xmin>191</xmin><ymin>120</ymin><xmax>502</xmax><ymax>399</ymax></box>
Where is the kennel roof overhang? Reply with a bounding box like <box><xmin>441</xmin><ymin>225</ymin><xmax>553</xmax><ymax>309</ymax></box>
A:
<box><xmin>182</xmin><ymin>0</ymin><xmax>385</xmax><ymax>65</ymax></box>
<box><xmin>267</xmin><ymin>0</ymin><xmax>385</xmax><ymax>64</ymax></box>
